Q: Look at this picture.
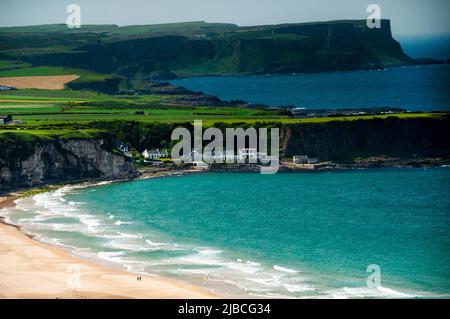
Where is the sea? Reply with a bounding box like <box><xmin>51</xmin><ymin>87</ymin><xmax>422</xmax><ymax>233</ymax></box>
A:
<box><xmin>170</xmin><ymin>64</ymin><xmax>450</xmax><ymax>111</ymax></box>
<box><xmin>2</xmin><ymin>169</ymin><xmax>450</xmax><ymax>298</ymax></box>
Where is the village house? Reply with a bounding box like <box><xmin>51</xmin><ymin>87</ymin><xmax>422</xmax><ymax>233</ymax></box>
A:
<box><xmin>192</xmin><ymin>161</ymin><xmax>209</xmax><ymax>169</ymax></box>
<box><xmin>238</xmin><ymin>148</ymin><xmax>258</xmax><ymax>162</ymax></box>
<box><xmin>0</xmin><ymin>85</ymin><xmax>14</xmax><ymax>91</ymax></box>
<box><xmin>189</xmin><ymin>149</ymin><xmax>269</xmax><ymax>163</ymax></box>
<box><xmin>142</xmin><ymin>149</ymin><xmax>168</xmax><ymax>160</ymax></box>
<box><xmin>203</xmin><ymin>150</ymin><xmax>226</xmax><ymax>162</ymax></box>
<box><xmin>0</xmin><ymin>115</ymin><xmax>12</xmax><ymax>125</ymax></box>
<box><xmin>291</xmin><ymin>155</ymin><xmax>331</xmax><ymax>170</ymax></box>
<box><xmin>293</xmin><ymin>155</ymin><xmax>319</xmax><ymax>164</ymax></box>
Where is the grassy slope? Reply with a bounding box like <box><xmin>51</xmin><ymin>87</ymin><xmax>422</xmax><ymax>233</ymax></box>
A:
<box><xmin>0</xmin><ymin>20</ymin><xmax>412</xmax><ymax>78</ymax></box>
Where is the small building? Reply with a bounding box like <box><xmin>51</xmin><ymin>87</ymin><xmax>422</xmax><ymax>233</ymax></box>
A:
<box><xmin>290</xmin><ymin>155</ymin><xmax>331</xmax><ymax>170</ymax></box>
<box><xmin>293</xmin><ymin>155</ymin><xmax>320</xmax><ymax>164</ymax></box>
<box><xmin>142</xmin><ymin>149</ymin><xmax>168</xmax><ymax>160</ymax></box>
<box><xmin>11</xmin><ymin>119</ymin><xmax>22</xmax><ymax>125</ymax></box>
<box><xmin>203</xmin><ymin>150</ymin><xmax>226</xmax><ymax>162</ymax></box>
<box><xmin>0</xmin><ymin>85</ymin><xmax>14</xmax><ymax>91</ymax></box>
<box><xmin>192</xmin><ymin>161</ymin><xmax>209</xmax><ymax>169</ymax></box>
<box><xmin>238</xmin><ymin>148</ymin><xmax>258</xmax><ymax>162</ymax></box>
<box><xmin>293</xmin><ymin>155</ymin><xmax>308</xmax><ymax>164</ymax></box>
<box><xmin>0</xmin><ymin>115</ymin><xmax>12</xmax><ymax>124</ymax></box>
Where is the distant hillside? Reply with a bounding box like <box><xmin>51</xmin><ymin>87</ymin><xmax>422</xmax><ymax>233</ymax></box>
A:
<box><xmin>0</xmin><ymin>20</ymin><xmax>414</xmax><ymax>79</ymax></box>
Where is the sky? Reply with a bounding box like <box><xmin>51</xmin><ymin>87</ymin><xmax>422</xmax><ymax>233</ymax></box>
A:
<box><xmin>0</xmin><ymin>0</ymin><xmax>449</xmax><ymax>36</ymax></box>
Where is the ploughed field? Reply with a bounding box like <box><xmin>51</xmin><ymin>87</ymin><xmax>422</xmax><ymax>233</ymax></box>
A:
<box><xmin>0</xmin><ymin>75</ymin><xmax>79</xmax><ymax>90</ymax></box>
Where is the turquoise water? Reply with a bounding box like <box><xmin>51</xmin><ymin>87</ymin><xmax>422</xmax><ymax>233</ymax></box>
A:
<box><xmin>171</xmin><ymin>65</ymin><xmax>450</xmax><ymax>111</ymax></box>
<box><xmin>3</xmin><ymin>168</ymin><xmax>450</xmax><ymax>298</ymax></box>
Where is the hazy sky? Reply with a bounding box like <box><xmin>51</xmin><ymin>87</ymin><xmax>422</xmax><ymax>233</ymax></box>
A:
<box><xmin>0</xmin><ymin>0</ymin><xmax>449</xmax><ymax>36</ymax></box>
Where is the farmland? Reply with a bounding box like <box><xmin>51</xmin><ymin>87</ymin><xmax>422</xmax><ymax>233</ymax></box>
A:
<box><xmin>0</xmin><ymin>75</ymin><xmax>80</xmax><ymax>90</ymax></box>
<box><xmin>0</xmin><ymin>59</ymin><xmax>447</xmax><ymax>143</ymax></box>
<box><xmin>1</xmin><ymin>87</ymin><xmax>445</xmax><ymax>125</ymax></box>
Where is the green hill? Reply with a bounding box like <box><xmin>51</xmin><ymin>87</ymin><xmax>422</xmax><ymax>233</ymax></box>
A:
<box><xmin>0</xmin><ymin>20</ymin><xmax>413</xmax><ymax>79</ymax></box>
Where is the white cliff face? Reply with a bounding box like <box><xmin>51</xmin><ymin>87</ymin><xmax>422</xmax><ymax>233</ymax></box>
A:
<box><xmin>0</xmin><ymin>139</ymin><xmax>136</xmax><ymax>190</ymax></box>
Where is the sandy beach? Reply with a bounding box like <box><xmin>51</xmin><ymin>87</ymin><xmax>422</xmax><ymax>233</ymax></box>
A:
<box><xmin>0</xmin><ymin>195</ymin><xmax>218</xmax><ymax>299</ymax></box>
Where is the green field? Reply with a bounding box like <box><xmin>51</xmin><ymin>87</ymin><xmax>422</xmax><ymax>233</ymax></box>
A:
<box><xmin>1</xmin><ymin>86</ymin><xmax>446</xmax><ymax>126</ymax></box>
<box><xmin>0</xmin><ymin>20</ymin><xmax>414</xmax><ymax>79</ymax></box>
<box><xmin>0</xmin><ymin>59</ymin><xmax>447</xmax><ymax>142</ymax></box>
<box><xmin>0</xmin><ymin>83</ymin><xmax>291</xmax><ymax>125</ymax></box>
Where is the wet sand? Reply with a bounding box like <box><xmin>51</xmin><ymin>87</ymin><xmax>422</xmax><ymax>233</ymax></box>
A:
<box><xmin>0</xmin><ymin>195</ymin><xmax>218</xmax><ymax>299</ymax></box>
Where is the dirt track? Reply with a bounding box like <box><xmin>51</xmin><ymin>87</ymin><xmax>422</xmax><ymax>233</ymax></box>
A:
<box><xmin>0</xmin><ymin>75</ymin><xmax>80</xmax><ymax>90</ymax></box>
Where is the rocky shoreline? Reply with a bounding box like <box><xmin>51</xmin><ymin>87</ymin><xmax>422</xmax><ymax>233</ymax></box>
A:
<box><xmin>337</xmin><ymin>156</ymin><xmax>450</xmax><ymax>169</ymax></box>
<box><xmin>3</xmin><ymin>156</ymin><xmax>449</xmax><ymax>195</ymax></box>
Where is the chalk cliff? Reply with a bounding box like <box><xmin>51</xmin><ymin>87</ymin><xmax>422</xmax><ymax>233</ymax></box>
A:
<box><xmin>0</xmin><ymin>138</ymin><xmax>136</xmax><ymax>190</ymax></box>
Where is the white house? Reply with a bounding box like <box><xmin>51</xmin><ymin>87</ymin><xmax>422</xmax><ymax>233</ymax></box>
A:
<box><xmin>0</xmin><ymin>115</ymin><xmax>12</xmax><ymax>124</ymax></box>
<box><xmin>203</xmin><ymin>150</ymin><xmax>226</xmax><ymax>162</ymax></box>
<box><xmin>293</xmin><ymin>155</ymin><xmax>320</xmax><ymax>164</ymax></box>
<box><xmin>293</xmin><ymin>155</ymin><xmax>308</xmax><ymax>164</ymax></box>
<box><xmin>238</xmin><ymin>148</ymin><xmax>258</xmax><ymax>162</ymax></box>
<box><xmin>142</xmin><ymin>149</ymin><xmax>168</xmax><ymax>160</ymax></box>
<box><xmin>0</xmin><ymin>85</ymin><xmax>14</xmax><ymax>91</ymax></box>
<box><xmin>192</xmin><ymin>161</ymin><xmax>209</xmax><ymax>169</ymax></box>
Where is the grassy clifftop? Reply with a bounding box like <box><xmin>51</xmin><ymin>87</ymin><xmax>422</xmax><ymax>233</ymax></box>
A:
<box><xmin>1</xmin><ymin>113</ymin><xmax>447</xmax><ymax>161</ymax></box>
<box><xmin>0</xmin><ymin>20</ymin><xmax>413</xmax><ymax>78</ymax></box>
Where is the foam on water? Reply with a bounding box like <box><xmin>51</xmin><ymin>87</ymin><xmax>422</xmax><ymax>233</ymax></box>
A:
<box><xmin>0</xmin><ymin>187</ymin><xmax>320</xmax><ymax>297</ymax></box>
<box><xmin>325</xmin><ymin>286</ymin><xmax>418</xmax><ymax>299</ymax></box>
<box><xmin>1</xmin><ymin>172</ymin><xmax>446</xmax><ymax>299</ymax></box>
<box><xmin>273</xmin><ymin>265</ymin><xmax>299</xmax><ymax>274</ymax></box>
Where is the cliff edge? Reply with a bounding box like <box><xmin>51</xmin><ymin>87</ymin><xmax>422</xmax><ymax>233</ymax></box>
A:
<box><xmin>0</xmin><ymin>135</ymin><xmax>137</xmax><ymax>191</ymax></box>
